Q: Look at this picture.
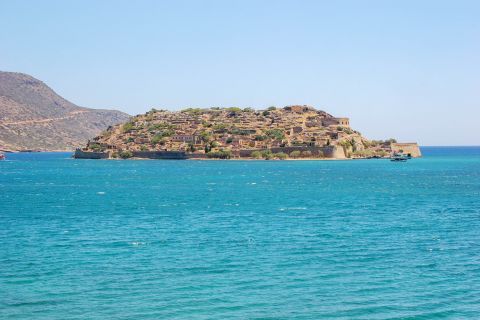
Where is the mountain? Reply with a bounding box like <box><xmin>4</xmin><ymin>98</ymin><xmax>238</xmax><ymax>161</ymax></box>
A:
<box><xmin>0</xmin><ymin>71</ymin><xmax>130</xmax><ymax>151</ymax></box>
<box><xmin>76</xmin><ymin>105</ymin><xmax>421</xmax><ymax>159</ymax></box>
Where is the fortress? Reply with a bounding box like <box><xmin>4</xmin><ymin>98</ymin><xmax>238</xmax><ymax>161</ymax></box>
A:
<box><xmin>74</xmin><ymin>105</ymin><xmax>420</xmax><ymax>160</ymax></box>
<box><xmin>391</xmin><ymin>143</ymin><xmax>422</xmax><ymax>158</ymax></box>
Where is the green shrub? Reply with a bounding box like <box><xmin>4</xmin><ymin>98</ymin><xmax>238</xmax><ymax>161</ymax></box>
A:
<box><xmin>199</xmin><ymin>131</ymin><xmax>212</xmax><ymax>142</ymax></box>
<box><xmin>119</xmin><ymin>150</ymin><xmax>133</xmax><ymax>159</ymax></box>
<box><xmin>150</xmin><ymin>129</ymin><xmax>173</xmax><ymax>144</ymax></box>
<box><xmin>255</xmin><ymin>135</ymin><xmax>267</xmax><ymax>141</ymax></box>
<box><xmin>147</xmin><ymin>123</ymin><xmax>175</xmax><ymax>132</ymax></box>
<box><xmin>206</xmin><ymin>150</ymin><xmax>232</xmax><ymax>159</ymax></box>
<box><xmin>151</xmin><ymin>134</ymin><xmax>165</xmax><ymax>145</ymax></box>
<box><xmin>301</xmin><ymin>150</ymin><xmax>312</xmax><ymax>158</ymax></box>
<box><xmin>251</xmin><ymin>151</ymin><xmax>262</xmax><ymax>159</ymax></box>
<box><xmin>89</xmin><ymin>143</ymin><xmax>103</xmax><ymax>151</ymax></box>
<box><xmin>213</xmin><ymin>123</ymin><xmax>227</xmax><ymax>132</ymax></box>
<box><xmin>261</xmin><ymin>150</ymin><xmax>273</xmax><ymax>160</ymax></box>
<box><xmin>122</xmin><ymin>122</ymin><xmax>135</xmax><ymax>133</ymax></box>
<box><xmin>290</xmin><ymin>150</ymin><xmax>301</xmax><ymax>158</ymax></box>
<box><xmin>274</xmin><ymin>152</ymin><xmax>287</xmax><ymax>160</ymax></box>
<box><xmin>265</xmin><ymin>129</ymin><xmax>285</xmax><ymax>141</ymax></box>
<box><xmin>181</xmin><ymin>108</ymin><xmax>203</xmax><ymax>115</ymax></box>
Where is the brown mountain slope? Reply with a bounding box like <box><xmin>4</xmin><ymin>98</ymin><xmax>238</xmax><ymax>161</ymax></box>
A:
<box><xmin>0</xmin><ymin>71</ymin><xmax>130</xmax><ymax>151</ymax></box>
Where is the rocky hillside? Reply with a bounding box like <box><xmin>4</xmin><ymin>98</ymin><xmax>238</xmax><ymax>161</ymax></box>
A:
<box><xmin>0</xmin><ymin>72</ymin><xmax>130</xmax><ymax>151</ymax></box>
<box><xmin>82</xmin><ymin>105</ymin><xmax>411</xmax><ymax>159</ymax></box>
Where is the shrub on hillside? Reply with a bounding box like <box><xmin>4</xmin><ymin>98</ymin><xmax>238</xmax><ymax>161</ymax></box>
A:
<box><xmin>274</xmin><ymin>152</ymin><xmax>287</xmax><ymax>160</ymax></box>
<box><xmin>301</xmin><ymin>150</ymin><xmax>312</xmax><ymax>158</ymax></box>
<box><xmin>251</xmin><ymin>151</ymin><xmax>262</xmax><ymax>159</ymax></box>
<box><xmin>290</xmin><ymin>150</ymin><xmax>301</xmax><ymax>158</ymax></box>
<box><xmin>206</xmin><ymin>150</ymin><xmax>232</xmax><ymax>159</ymax></box>
<box><xmin>119</xmin><ymin>150</ymin><xmax>133</xmax><ymax>159</ymax></box>
<box><xmin>261</xmin><ymin>150</ymin><xmax>273</xmax><ymax>160</ymax></box>
<box><xmin>122</xmin><ymin>122</ymin><xmax>135</xmax><ymax>133</ymax></box>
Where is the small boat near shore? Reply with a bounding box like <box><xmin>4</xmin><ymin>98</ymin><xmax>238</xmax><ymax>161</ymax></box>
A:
<box><xmin>0</xmin><ymin>153</ymin><xmax>5</xmax><ymax>160</ymax></box>
<box><xmin>390</xmin><ymin>153</ymin><xmax>408</xmax><ymax>162</ymax></box>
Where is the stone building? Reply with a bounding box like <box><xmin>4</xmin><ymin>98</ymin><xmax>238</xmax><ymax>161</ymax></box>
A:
<box><xmin>391</xmin><ymin>143</ymin><xmax>422</xmax><ymax>157</ymax></box>
<box><xmin>322</xmin><ymin>117</ymin><xmax>350</xmax><ymax>127</ymax></box>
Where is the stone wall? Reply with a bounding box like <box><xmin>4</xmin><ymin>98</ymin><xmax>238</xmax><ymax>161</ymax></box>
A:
<box><xmin>73</xmin><ymin>149</ymin><xmax>109</xmax><ymax>159</ymax></box>
<box><xmin>74</xmin><ymin>149</ymin><xmax>188</xmax><ymax>159</ymax></box>
<box><xmin>237</xmin><ymin>145</ymin><xmax>346</xmax><ymax>159</ymax></box>
<box><xmin>391</xmin><ymin>143</ymin><xmax>422</xmax><ymax>157</ymax></box>
<box><xmin>322</xmin><ymin>117</ymin><xmax>350</xmax><ymax>127</ymax></box>
<box><xmin>74</xmin><ymin>146</ymin><xmax>350</xmax><ymax>160</ymax></box>
<box><xmin>132</xmin><ymin>151</ymin><xmax>187</xmax><ymax>159</ymax></box>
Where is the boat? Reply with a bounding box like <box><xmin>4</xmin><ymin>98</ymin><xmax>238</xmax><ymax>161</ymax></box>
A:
<box><xmin>390</xmin><ymin>153</ymin><xmax>408</xmax><ymax>162</ymax></box>
<box><xmin>0</xmin><ymin>153</ymin><xmax>5</xmax><ymax>160</ymax></box>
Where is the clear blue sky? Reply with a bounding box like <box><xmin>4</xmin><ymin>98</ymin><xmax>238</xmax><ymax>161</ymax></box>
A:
<box><xmin>1</xmin><ymin>0</ymin><xmax>479</xmax><ymax>145</ymax></box>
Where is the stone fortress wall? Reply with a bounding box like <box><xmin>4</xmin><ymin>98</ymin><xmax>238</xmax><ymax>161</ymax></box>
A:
<box><xmin>390</xmin><ymin>143</ymin><xmax>422</xmax><ymax>157</ymax></box>
<box><xmin>74</xmin><ymin>146</ymin><xmax>347</xmax><ymax>160</ymax></box>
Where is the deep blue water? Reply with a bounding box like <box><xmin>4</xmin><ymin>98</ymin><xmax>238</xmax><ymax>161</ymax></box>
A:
<box><xmin>1</xmin><ymin>147</ymin><xmax>479</xmax><ymax>319</ymax></box>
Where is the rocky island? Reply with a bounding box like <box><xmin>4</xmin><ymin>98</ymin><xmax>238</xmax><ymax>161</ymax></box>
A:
<box><xmin>75</xmin><ymin>105</ymin><xmax>420</xmax><ymax>160</ymax></box>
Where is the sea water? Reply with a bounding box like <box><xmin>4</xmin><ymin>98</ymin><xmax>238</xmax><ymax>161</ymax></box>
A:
<box><xmin>1</xmin><ymin>147</ymin><xmax>479</xmax><ymax>319</ymax></box>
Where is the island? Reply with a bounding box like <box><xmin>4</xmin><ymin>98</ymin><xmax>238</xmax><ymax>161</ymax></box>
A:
<box><xmin>74</xmin><ymin>105</ymin><xmax>421</xmax><ymax>160</ymax></box>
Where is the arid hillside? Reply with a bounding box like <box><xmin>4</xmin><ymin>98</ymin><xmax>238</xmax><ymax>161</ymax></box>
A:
<box><xmin>0</xmin><ymin>72</ymin><xmax>130</xmax><ymax>151</ymax></box>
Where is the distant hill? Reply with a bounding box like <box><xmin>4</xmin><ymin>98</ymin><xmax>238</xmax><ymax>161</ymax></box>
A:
<box><xmin>0</xmin><ymin>71</ymin><xmax>130</xmax><ymax>151</ymax></box>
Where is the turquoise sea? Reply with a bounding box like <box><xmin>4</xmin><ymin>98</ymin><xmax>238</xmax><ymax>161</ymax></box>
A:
<box><xmin>1</xmin><ymin>147</ymin><xmax>479</xmax><ymax>319</ymax></box>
